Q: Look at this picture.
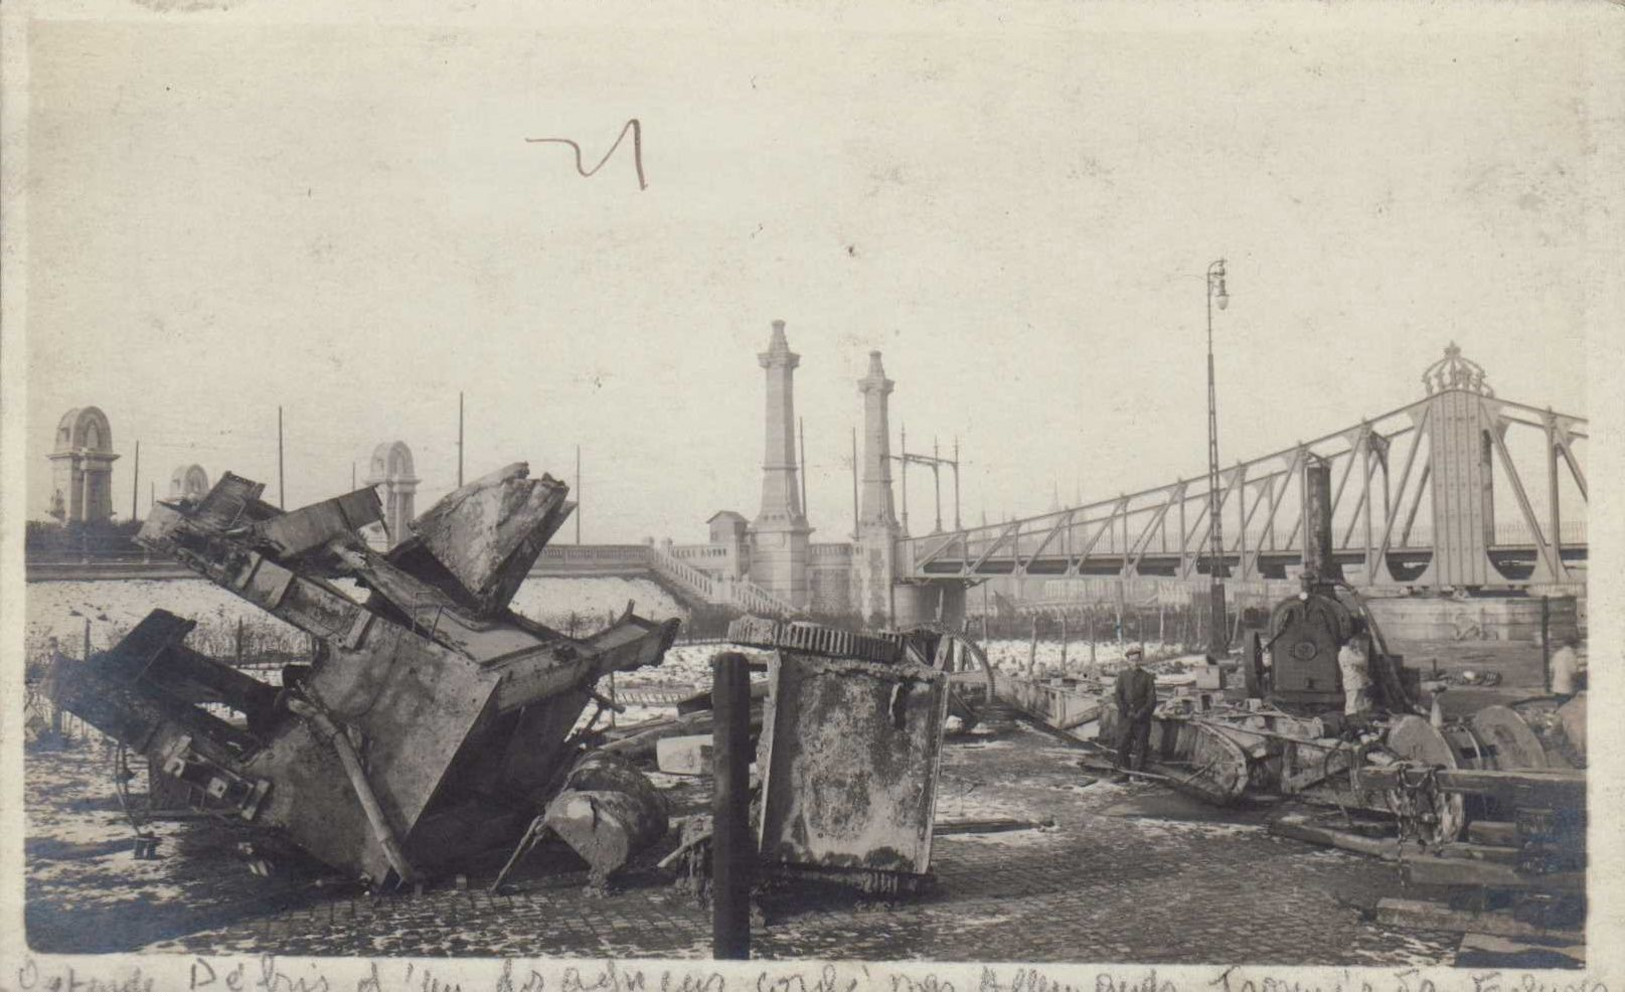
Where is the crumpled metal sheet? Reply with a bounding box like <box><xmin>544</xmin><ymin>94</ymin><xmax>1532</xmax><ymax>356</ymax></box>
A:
<box><xmin>66</xmin><ymin>465</ymin><xmax>676</xmax><ymax>886</ymax></box>
<box><xmin>756</xmin><ymin>645</ymin><xmax>949</xmax><ymax>876</ymax></box>
<box><xmin>394</xmin><ymin>463</ymin><xmax>574</xmax><ymax>617</ymax></box>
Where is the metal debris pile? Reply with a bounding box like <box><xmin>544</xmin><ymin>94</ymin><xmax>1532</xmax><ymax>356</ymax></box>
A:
<box><xmin>47</xmin><ymin>464</ymin><xmax>679</xmax><ymax>888</ymax></box>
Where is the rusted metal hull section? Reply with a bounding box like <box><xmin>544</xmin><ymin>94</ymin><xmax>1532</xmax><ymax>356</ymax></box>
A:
<box><xmin>49</xmin><ymin>464</ymin><xmax>679</xmax><ymax>886</ymax></box>
<box><xmin>756</xmin><ymin>633</ymin><xmax>950</xmax><ymax>877</ymax></box>
<box><xmin>543</xmin><ymin>752</ymin><xmax>670</xmax><ymax>886</ymax></box>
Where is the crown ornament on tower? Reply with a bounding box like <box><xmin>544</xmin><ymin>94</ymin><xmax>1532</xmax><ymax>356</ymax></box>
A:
<box><xmin>1422</xmin><ymin>342</ymin><xmax>1493</xmax><ymax>397</ymax></box>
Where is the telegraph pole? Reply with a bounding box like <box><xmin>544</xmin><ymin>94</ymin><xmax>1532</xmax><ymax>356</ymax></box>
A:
<box><xmin>575</xmin><ymin>444</ymin><xmax>582</xmax><ymax>544</ymax></box>
<box><xmin>130</xmin><ymin>440</ymin><xmax>139</xmax><ymax>521</ymax></box>
<box><xmin>899</xmin><ymin>425</ymin><xmax>910</xmax><ymax>537</ymax></box>
<box><xmin>850</xmin><ymin>426</ymin><xmax>859</xmax><ymax>540</ymax></box>
<box><xmin>798</xmin><ymin>417</ymin><xmax>808</xmax><ymax>518</ymax></box>
<box><xmin>457</xmin><ymin>391</ymin><xmax>465</xmax><ymax>488</ymax></box>
<box><xmin>277</xmin><ymin>406</ymin><xmax>286</xmax><ymax>508</ymax></box>
<box><xmin>1205</xmin><ymin>259</ymin><xmax>1230</xmax><ymax>657</ymax></box>
<box><xmin>892</xmin><ymin>432</ymin><xmax>961</xmax><ymax>536</ymax></box>
<box><xmin>932</xmin><ymin>437</ymin><xmax>942</xmax><ymax>533</ymax></box>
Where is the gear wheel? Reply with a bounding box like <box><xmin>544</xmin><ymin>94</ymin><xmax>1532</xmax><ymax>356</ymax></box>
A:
<box><xmin>726</xmin><ymin>616</ymin><xmax>905</xmax><ymax>663</ymax></box>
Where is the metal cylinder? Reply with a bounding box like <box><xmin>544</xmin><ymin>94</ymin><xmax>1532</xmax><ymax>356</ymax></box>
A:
<box><xmin>1302</xmin><ymin>458</ymin><xmax>1337</xmax><ymax>582</ymax></box>
<box><xmin>711</xmin><ymin>651</ymin><xmax>753</xmax><ymax>960</ymax></box>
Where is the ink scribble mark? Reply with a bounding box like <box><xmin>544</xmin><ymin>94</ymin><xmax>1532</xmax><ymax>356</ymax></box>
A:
<box><xmin>526</xmin><ymin>118</ymin><xmax>647</xmax><ymax>190</ymax></box>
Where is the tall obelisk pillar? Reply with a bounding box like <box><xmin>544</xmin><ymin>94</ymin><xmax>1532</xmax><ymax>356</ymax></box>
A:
<box><xmin>855</xmin><ymin>351</ymin><xmax>901</xmax><ymax>625</ymax></box>
<box><xmin>748</xmin><ymin>320</ymin><xmax>812</xmax><ymax>609</ymax></box>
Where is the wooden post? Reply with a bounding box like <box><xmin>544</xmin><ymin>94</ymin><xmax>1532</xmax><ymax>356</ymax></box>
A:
<box><xmin>1541</xmin><ymin>596</ymin><xmax>1551</xmax><ymax>694</ymax></box>
<box><xmin>50</xmin><ymin>638</ymin><xmax>63</xmax><ymax>733</ymax></box>
<box><xmin>1059</xmin><ymin>615</ymin><xmax>1068</xmax><ymax>670</ymax></box>
<box><xmin>1028</xmin><ymin>616</ymin><xmax>1038</xmax><ymax>674</ymax></box>
<box><xmin>235</xmin><ymin>618</ymin><xmax>245</xmax><ymax>667</ymax></box>
<box><xmin>711</xmin><ymin>652</ymin><xmax>753</xmax><ymax>960</ymax></box>
<box><xmin>1159</xmin><ymin>603</ymin><xmax>1167</xmax><ymax>650</ymax></box>
<box><xmin>1088</xmin><ymin>608</ymin><xmax>1097</xmax><ymax>667</ymax></box>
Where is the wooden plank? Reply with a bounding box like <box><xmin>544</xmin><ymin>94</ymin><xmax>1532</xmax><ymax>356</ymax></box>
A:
<box><xmin>1401</xmin><ymin>854</ymin><xmax>1585</xmax><ymax>893</ymax></box>
<box><xmin>933</xmin><ymin>818</ymin><xmax>1047</xmax><ymax>836</ymax></box>
<box><xmin>1467</xmin><ymin>820</ymin><xmax>1520</xmax><ymax>847</ymax></box>
<box><xmin>1375</xmin><ymin>899</ymin><xmax>1583</xmax><ymax>944</ymax></box>
<box><xmin>1268</xmin><ymin>818</ymin><xmax>1421</xmax><ymax>861</ymax></box>
<box><xmin>1439</xmin><ymin>842</ymin><xmax>1520</xmax><ymax>865</ymax></box>
<box><xmin>1456</xmin><ymin>932</ymin><xmax>1586</xmax><ymax>970</ymax></box>
<box><xmin>1358</xmin><ymin>765</ymin><xmax>1586</xmax><ymax>806</ymax></box>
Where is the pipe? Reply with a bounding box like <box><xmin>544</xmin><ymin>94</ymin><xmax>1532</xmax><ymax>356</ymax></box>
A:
<box><xmin>285</xmin><ymin>696</ymin><xmax>417</xmax><ymax>885</ymax></box>
<box><xmin>711</xmin><ymin>651</ymin><xmax>753</xmax><ymax>959</ymax></box>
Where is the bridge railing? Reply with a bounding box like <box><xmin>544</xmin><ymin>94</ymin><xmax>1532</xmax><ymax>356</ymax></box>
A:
<box><xmin>728</xmin><ymin>577</ymin><xmax>799</xmax><ymax>618</ymax></box>
<box><xmin>669</xmin><ymin>544</ymin><xmax>732</xmax><ymax>560</ymax></box>
<box><xmin>904</xmin><ymin>388</ymin><xmax>1587</xmax><ymax>590</ymax></box>
<box><xmin>645</xmin><ymin>544</ymin><xmax>720</xmax><ymax>602</ymax></box>
<box><xmin>534</xmin><ymin>544</ymin><xmax>654</xmax><ymax>568</ymax></box>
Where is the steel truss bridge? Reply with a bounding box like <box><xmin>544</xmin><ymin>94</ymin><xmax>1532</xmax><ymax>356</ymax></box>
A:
<box><xmin>899</xmin><ymin>356</ymin><xmax>1586</xmax><ymax>593</ymax></box>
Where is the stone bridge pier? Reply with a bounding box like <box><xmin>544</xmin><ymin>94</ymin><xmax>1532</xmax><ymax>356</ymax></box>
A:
<box><xmin>893</xmin><ymin>580</ymin><xmax>969</xmax><ymax>631</ymax></box>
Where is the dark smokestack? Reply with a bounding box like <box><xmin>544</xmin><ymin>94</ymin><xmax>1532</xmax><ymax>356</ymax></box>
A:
<box><xmin>1301</xmin><ymin>457</ymin><xmax>1341</xmax><ymax>584</ymax></box>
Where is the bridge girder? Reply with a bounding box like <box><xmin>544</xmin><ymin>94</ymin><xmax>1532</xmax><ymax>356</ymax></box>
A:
<box><xmin>899</xmin><ymin>389</ymin><xmax>1587</xmax><ymax>594</ymax></box>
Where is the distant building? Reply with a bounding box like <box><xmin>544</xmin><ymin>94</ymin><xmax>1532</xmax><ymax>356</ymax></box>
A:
<box><xmin>49</xmin><ymin>407</ymin><xmax>119</xmax><ymax>524</ymax></box>
<box><xmin>169</xmin><ymin>464</ymin><xmax>211</xmax><ymax>502</ymax></box>
<box><xmin>366</xmin><ymin>441</ymin><xmax>419</xmax><ymax>546</ymax></box>
<box><xmin>707</xmin><ymin>510</ymin><xmax>750</xmax><ymax>579</ymax></box>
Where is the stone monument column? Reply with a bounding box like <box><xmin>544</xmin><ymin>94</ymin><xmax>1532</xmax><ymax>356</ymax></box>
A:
<box><xmin>855</xmin><ymin>351</ymin><xmax>901</xmax><ymax>625</ymax></box>
<box><xmin>747</xmin><ymin>320</ymin><xmax>812</xmax><ymax>609</ymax></box>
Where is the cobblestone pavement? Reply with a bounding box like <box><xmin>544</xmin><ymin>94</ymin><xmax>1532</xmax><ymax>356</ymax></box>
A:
<box><xmin>53</xmin><ymin>725</ymin><xmax>1473</xmax><ymax>966</ymax></box>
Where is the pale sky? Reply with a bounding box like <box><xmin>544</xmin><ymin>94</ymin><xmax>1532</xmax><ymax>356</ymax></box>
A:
<box><xmin>18</xmin><ymin>4</ymin><xmax>1615</xmax><ymax>544</ymax></box>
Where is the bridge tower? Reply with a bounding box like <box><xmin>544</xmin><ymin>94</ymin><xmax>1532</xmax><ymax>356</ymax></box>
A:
<box><xmin>748</xmin><ymin>320</ymin><xmax>812</xmax><ymax>609</ymax></box>
<box><xmin>1417</xmin><ymin>344</ymin><xmax>1498</xmax><ymax>587</ymax></box>
<box><xmin>854</xmin><ymin>351</ymin><xmax>901</xmax><ymax>624</ymax></box>
<box><xmin>49</xmin><ymin>407</ymin><xmax>119</xmax><ymax>524</ymax></box>
<box><xmin>367</xmin><ymin>441</ymin><xmax>420</xmax><ymax>547</ymax></box>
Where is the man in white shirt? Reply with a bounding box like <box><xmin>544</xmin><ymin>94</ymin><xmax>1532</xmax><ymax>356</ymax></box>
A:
<box><xmin>1338</xmin><ymin>632</ymin><xmax>1373</xmax><ymax>717</ymax></box>
<box><xmin>1550</xmin><ymin>637</ymin><xmax>1581</xmax><ymax>698</ymax></box>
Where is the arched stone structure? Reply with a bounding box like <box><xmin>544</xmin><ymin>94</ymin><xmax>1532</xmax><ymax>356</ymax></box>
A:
<box><xmin>366</xmin><ymin>440</ymin><xmax>420</xmax><ymax>545</ymax></box>
<box><xmin>169</xmin><ymin>464</ymin><xmax>211</xmax><ymax>501</ymax></box>
<box><xmin>49</xmin><ymin>407</ymin><xmax>119</xmax><ymax>524</ymax></box>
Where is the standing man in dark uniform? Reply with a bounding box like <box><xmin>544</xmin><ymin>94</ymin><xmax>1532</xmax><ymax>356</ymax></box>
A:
<box><xmin>1112</xmin><ymin>644</ymin><xmax>1156</xmax><ymax>782</ymax></box>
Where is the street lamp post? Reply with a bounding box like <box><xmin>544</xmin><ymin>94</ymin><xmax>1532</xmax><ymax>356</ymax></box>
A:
<box><xmin>1205</xmin><ymin>258</ymin><xmax>1230</xmax><ymax>658</ymax></box>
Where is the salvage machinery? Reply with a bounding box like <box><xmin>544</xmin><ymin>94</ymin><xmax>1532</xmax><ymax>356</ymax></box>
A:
<box><xmin>1089</xmin><ymin>459</ymin><xmax>1586</xmax><ymax>869</ymax></box>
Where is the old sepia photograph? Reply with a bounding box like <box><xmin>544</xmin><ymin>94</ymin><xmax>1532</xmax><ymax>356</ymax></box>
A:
<box><xmin>2</xmin><ymin>1</ymin><xmax>1620</xmax><ymax>989</ymax></box>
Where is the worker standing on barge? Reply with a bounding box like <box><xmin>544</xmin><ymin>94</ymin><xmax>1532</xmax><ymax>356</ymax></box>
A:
<box><xmin>1112</xmin><ymin>644</ymin><xmax>1156</xmax><ymax>782</ymax></box>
